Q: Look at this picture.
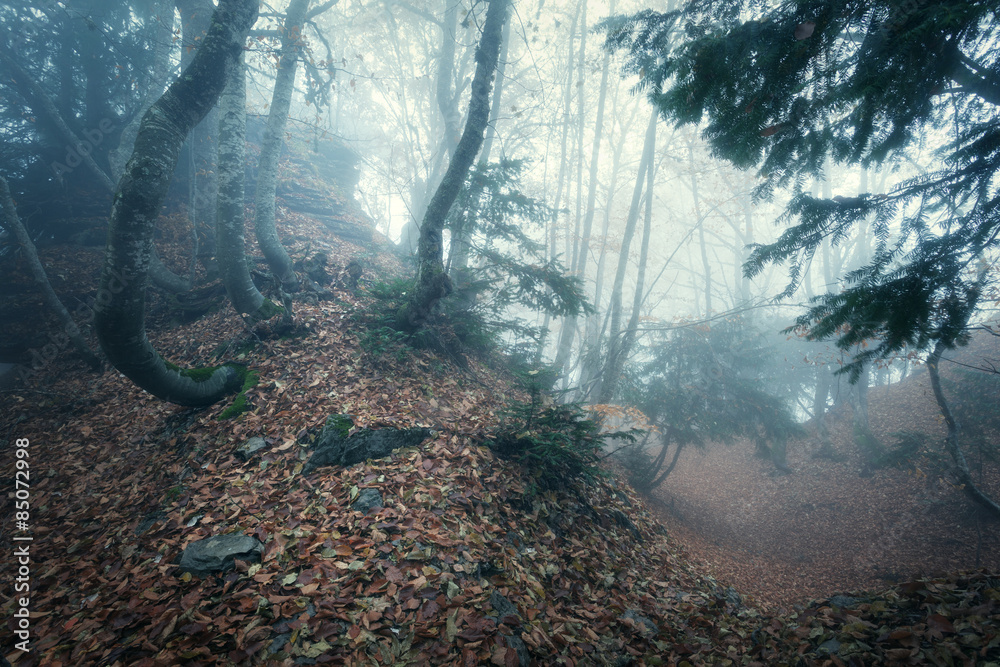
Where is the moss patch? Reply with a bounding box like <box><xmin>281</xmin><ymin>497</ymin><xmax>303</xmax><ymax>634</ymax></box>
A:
<box><xmin>217</xmin><ymin>367</ymin><xmax>260</xmax><ymax>420</ymax></box>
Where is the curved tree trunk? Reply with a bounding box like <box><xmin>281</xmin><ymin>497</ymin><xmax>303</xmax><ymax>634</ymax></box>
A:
<box><xmin>216</xmin><ymin>54</ymin><xmax>282</xmax><ymax>320</ymax></box>
<box><xmin>254</xmin><ymin>0</ymin><xmax>311</xmax><ymax>291</ymax></box>
<box><xmin>398</xmin><ymin>0</ymin><xmax>508</xmax><ymax>332</ymax></box>
<box><xmin>0</xmin><ymin>176</ymin><xmax>102</xmax><ymax>371</ymax></box>
<box><xmin>94</xmin><ymin>0</ymin><xmax>259</xmax><ymax>406</ymax></box>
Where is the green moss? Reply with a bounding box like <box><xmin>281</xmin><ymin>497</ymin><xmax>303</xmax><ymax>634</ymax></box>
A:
<box><xmin>217</xmin><ymin>366</ymin><xmax>259</xmax><ymax>419</ymax></box>
<box><xmin>162</xmin><ymin>358</ymin><xmax>226</xmax><ymax>383</ymax></box>
<box><xmin>325</xmin><ymin>414</ymin><xmax>354</xmax><ymax>439</ymax></box>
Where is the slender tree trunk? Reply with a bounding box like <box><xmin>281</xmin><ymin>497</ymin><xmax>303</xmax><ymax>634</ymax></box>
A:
<box><xmin>1</xmin><ymin>177</ymin><xmax>102</xmax><ymax>371</ymax></box>
<box><xmin>177</xmin><ymin>0</ymin><xmax>221</xmax><ymax>275</ymax></box>
<box><xmin>688</xmin><ymin>140</ymin><xmax>712</xmax><ymax>315</ymax></box>
<box><xmin>596</xmin><ymin>108</ymin><xmax>658</xmax><ymax>401</ymax></box>
<box><xmin>927</xmin><ymin>343</ymin><xmax>1000</xmax><ymax>518</ymax></box>
<box><xmin>449</xmin><ymin>5</ymin><xmax>511</xmax><ymax>293</ymax></box>
<box><xmin>95</xmin><ymin>0</ymin><xmax>259</xmax><ymax>406</ymax></box>
<box><xmin>599</xmin><ymin>113</ymin><xmax>656</xmax><ymax>404</ymax></box>
<box><xmin>254</xmin><ymin>0</ymin><xmax>312</xmax><ymax>290</ymax></box>
<box><xmin>399</xmin><ymin>0</ymin><xmax>508</xmax><ymax>332</ymax></box>
<box><xmin>216</xmin><ymin>55</ymin><xmax>283</xmax><ymax>321</ymax></box>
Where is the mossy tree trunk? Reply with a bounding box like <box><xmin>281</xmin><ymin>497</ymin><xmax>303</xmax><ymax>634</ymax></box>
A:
<box><xmin>94</xmin><ymin>0</ymin><xmax>259</xmax><ymax>406</ymax></box>
<box><xmin>0</xmin><ymin>176</ymin><xmax>102</xmax><ymax>371</ymax></box>
<box><xmin>398</xmin><ymin>0</ymin><xmax>508</xmax><ymax>332</ymax></box>
<box><xmin>253</xmin><ymin>0</ymin><xmax>311</xmax><ymax>291</ymax></box>
<box><xmin>215</xmin><ymin>54</ymin><xmax>282</xmax><ymax>321</ymax></box>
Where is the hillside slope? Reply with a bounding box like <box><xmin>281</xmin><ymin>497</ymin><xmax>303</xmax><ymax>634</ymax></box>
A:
<box><xmin>2</xmin><ymin>193</ymin><xmax>999</xmax><ymax>665</ymax></box>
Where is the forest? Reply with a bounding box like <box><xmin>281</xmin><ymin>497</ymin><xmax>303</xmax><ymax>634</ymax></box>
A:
<box><xmin>0</xmin><ymin>0</ymin><xmax>999</xmax><ymax>664</ymax></box>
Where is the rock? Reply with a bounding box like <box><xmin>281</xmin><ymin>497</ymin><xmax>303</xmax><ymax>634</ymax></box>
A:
<box><xmin>501</xmin><ymin>633</ymin><xmax>530</xmax><ymax>667</ymax></box>
<box><xmin>828</xmin><ymin>594</ymin><xmax>857</xmax><ymax>609</ymax></box>
<box><xmin>723</xmin><ymin>586</ymin><xmax>742</xmax><ymax>608</ymax></box>
<box><xmin>817</xmin><ymin>638</ymin><xmax>841</xmax><ymax>655</ymax></box>
<box><xmin>303</xmin><ymin>415</ymin><xmax>432</xmax><ymax>473</ymax></box>
<box><xmin>623</xmin><ymin>609</ymin><xmax>658</xmax><ymax>636</ymax></box>
<box><xmin>490</xmin><ymin>591</ymin><xmax>520</xmax><ymax>623</ymax></box>
<box><xmin>351</xmin><ymin>488</ymin><xmax>383</xmax><ymax>513</ymax></box>
<box><xmin>235</xmin><ymin>436</ymin><xmax>267</xmax><ymax>461</ymax></box>
<box><xmin>178</xmin><ymin>534</ymin><xmax>264</xmax><ymax>577</ymax></box>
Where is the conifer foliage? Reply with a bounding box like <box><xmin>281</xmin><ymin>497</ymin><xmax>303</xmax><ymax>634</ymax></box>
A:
<box><xmin>604</xmin><ymin>1</ymin><xmax>1000</xmax><ymax>379</ymax></box>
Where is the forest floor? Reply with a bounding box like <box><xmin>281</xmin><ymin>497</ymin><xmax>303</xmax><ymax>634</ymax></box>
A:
<box><xmin>646</xmin><ymin>351</ymin><xmax>1000</xmax><ymax>615</ymax></box>
<box><xmin>1</xmin><ymin>186</ymin><xmax>999</xmax><ymax>665</ymax></box>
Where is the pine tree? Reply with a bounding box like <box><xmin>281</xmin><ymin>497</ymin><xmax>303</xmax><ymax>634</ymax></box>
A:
<box><xmin>604</xmin><ymin>1</ymin><xmax>1000</xmax><ymax>380</ymax></box>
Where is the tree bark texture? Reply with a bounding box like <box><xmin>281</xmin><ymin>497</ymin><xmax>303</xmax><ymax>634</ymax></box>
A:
<box><xmin>0</xmin><ymin>177</ymin><xmax>102</xmax><ymax>371</ymax></box>
<box><xmin>254</xmin><ymin>0</ymin><xmax>311</xmax><ymax>290</ymax></box>
<box><xmin>95</xmin><ymin>0</ymin><xmax>259</xmax><ymax>406</ymax></box>
<box><xmin>399</xmin><ymin>0</ymin><xmax>508</xmax><ymax>332</ymax></box>
<box><xmin>216</xmin><ymin>54</ymin><xmax>281</xmax><ymax>320</ymax></box>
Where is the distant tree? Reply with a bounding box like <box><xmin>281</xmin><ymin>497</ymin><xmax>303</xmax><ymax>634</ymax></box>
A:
<box><xmin>622</xmin><ymin>317</ymin><xmax>802</xmax><ymax>490</ymax></box>
<box><xmin>95</xmin><ymin>0</ymin><xmax>259</xmax><ymax>406</ymax></box>
<box><xmin>398</xmin><ymin>0</ymin><xmax>509</xmax><ymax>332</ymax></box>
<box><xmin>606</xmin><ymin>1</ymin><xmax>1000</xmax><ymax>512</ymax></box>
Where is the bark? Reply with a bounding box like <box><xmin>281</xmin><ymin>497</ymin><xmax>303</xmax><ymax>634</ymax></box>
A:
<box><xmin>688</xmin><ymin>140</ymin><xmax>712</xmax><ymax>315</ymax></box>
<box><xmin>598</xmin><ymin>113</ymin><xmax>656</xmax><ymax>404</ymax></box>
<box><xmin>596</xmin><ymin>108</ymin><xmax>658</xmax><ymax>401</ymax></box>
<box><xmin>111</xmin><ymin>0</ymin><xmax>175</xmax><ymax>180</ymax></box>
<box><xmin>216</xmin><ymin>55</ymin><xmax>283</xmax><ymax>321</ymax></box>
<box><xmin>0</xmin><ymin>177</ymin><xmax>102</xmax><ymax>371</ymax></box>
<box><xmin>254</xmin><ymin>0</ymin><xmax>312</xmax><ymax>290</ymax></box>
<box><xmin>448</xmin><ymin>5</ymin><xmax>511</xmax><ymax>293</ymax></box>
<box><xmin>94</xmin><ymin>0</ymin><xmax>259</xmax><ymax>406</ymax></box>
<box><xmin>398</xmin><ymin>0</ymin><xmax>508</xmax><ymax>332</ymax></box>
<box><xmin>927</xmin><ymin>343</ymin><xmax>1000</xmax><ymax>518</ymax></box>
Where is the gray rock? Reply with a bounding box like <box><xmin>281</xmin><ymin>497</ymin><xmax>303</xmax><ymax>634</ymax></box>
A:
<box><xmin>178</xmin><ymin>534</ymin><xmax>264</xmax><ymax>577</ymax></box>
<box><xmin>817</xmin><ymin>638</ymin><xmax>841</xmax><ymax>655</ymax></box>
<box><xmin>623</xmin><ymin>609</ymin><xmax>657</xmax><ymax>635</ymax></box>
<box><xmin>490</xmin><ymin>591</ymin><xmax>520</xmax><ymax>623</ymax></box>
<box><xmin>351</xmin><ymin>488</ymin><xmax>384</xmax><ymax>513</ymax></box>
<box><xmin>235</xmin><ymin>436</ymin><xmax>268</xmax><ymax>461</ymax></box>
<box><xmin>723</xmin><ymin>586</ymin><xmax>742</xmax><ymax>607</ymax></box>
<box><xmin>303</xmin><ymin>416</ymin><xmax>432</xmax><ymax>473</ymax></box>
<box><xmin>828</xmin><ymin>595</ymin><xmax>857</xmax><ymax>609</ymax></box>
<box><xmin>501</xmin><ymin>633</ymin><xmax>530</xmax><ymax>667</ymax></box>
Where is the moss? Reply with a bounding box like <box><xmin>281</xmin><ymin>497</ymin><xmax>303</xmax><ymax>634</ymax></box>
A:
<box><xmin>325</xmin><ymin>414</ymin><xmax>354</xmax><ymax>439</ymax></box>
<box><xmin>217</xmin><ymin>366</ymin><xmax>259</xmax><ymax>420</ymax></box>
<box><xmin>162</xmin><ymin>358</ymin><xmax>226</xmax><ymax>383</ymax></box>
<box><xmin>255</xmin><ymin>298</ymin><xmax>284</xmax><ymax>321</ymax></box>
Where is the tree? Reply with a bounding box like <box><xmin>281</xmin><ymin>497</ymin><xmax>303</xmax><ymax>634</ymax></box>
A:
<box><xmin>0</xmin><ymin>176</ymin><xmax>101</xmax><ymax>371</ymax></box>
<box><xmin>622</xmin><ymin>317</ymin><xmax>801</xmax><ymax>490</ymax></box>
<box><xmin>215</xmin><ymin>54</ymin><xmax>283</xmax><ymax>322</ymax></box>
<box><xmin>253</xmin><ymin>0</ymin><xmax>314</xmax><ymax>291</ymax></box>
<box><xmin>398</xmin><ymin>0</ymin><xmax>509</xmax><ymax>332</ymax></box>
<box><xmin>94</xmin><ymin>0</ymin><xmax>259</xmax><ymax>406</ymax></box>
<box><xmin>606</xmin><ymin>0</ymin><xmax>1000</xmax><ymax>511</ymax></box>
<box><xmin>605</xmin><ymin>1</ymin><xmax>1000</xmax><ymax>378</ymax></box>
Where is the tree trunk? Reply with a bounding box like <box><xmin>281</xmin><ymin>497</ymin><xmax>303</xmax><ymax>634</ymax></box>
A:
<box><xmin>398</xmin><ymin>0</ymin><xmax>508</xmax><ymax>332</ymax></box>
<box><xmin>596</xmin><ymin>107</ymin><xmax>658</xmax><ymax>402</ymax></box>
<box><xmin>254</xmin><ymin>0</ymin><xmax>312</xmax><ymax>290</ymax></box>
<box><xmin>599</xmin><ymin>112</ymin><xmax>656</xmax><ymax>404</ymax></box>
<box><xmin>95</xmin><ymin>0</ymin><xmax>259</xmax><ymax>406</ymax></box>
<box><xmin>0</xmin><ymin>177</ymin><xmax>102</xmax><ymax>371</ymax></box>
<box><xmin>216</xmin><ymin>55</ymin><xmax>283</xmax><ymax>321</ymax></box>
<box><xmin>927</xmin><ymin>343</ymin><xmax>1000</xmax><ymax>518</ymax></box>
<box><xmin>177</xmin><ymin>0</ymin><xmax>221</xmax><ymax>276</ymax></box>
